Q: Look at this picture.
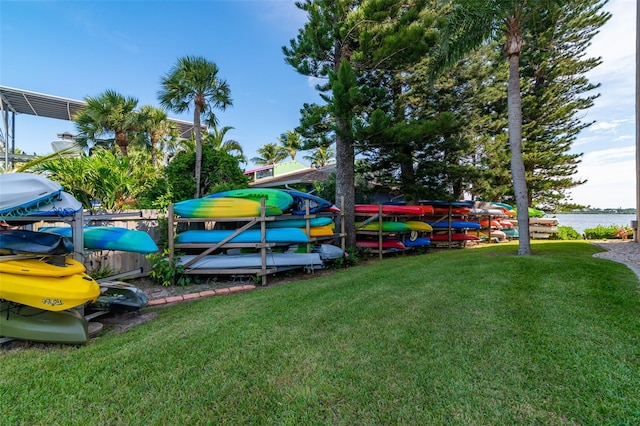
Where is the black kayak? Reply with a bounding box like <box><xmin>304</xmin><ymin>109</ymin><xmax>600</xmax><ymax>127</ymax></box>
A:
<box><xmin>0</xmin><ymin>229</ymin><xmax>74</xmax><ymax>255</ymax></box>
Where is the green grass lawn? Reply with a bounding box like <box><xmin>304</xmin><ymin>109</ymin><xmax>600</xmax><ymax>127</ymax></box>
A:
<box><xmin>2</xmin><ymin>241</ymin><xmax>640</xmax><ymax>424</ymax></box>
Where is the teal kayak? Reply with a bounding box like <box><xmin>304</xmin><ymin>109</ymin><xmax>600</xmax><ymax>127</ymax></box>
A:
<box><xmin>39</xmin><ymin>226</ymin><xmax>158</xmax><ymax>254</ymax></box>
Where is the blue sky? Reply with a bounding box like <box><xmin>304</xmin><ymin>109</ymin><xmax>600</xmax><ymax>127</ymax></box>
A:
<box><xmin>1</xmin><ymin>0</ymin><xmax>636</xmax><ymax>209</ymax></box>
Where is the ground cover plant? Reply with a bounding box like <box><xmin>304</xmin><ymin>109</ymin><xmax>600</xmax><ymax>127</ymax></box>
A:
<box><xmin>2</xmin><ymin>241</ymin><xmax>639</xmax><ymax>424</ymax></box>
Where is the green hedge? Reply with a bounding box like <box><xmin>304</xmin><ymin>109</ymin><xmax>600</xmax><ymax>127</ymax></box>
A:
<box><xmin>583</xmin><ymin>224</ymin><xmax>634</xmax><ymax>240</ymax></box>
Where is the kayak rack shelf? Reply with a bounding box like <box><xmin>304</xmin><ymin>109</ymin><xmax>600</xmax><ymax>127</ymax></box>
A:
<box><xmin>167</xmin><ymin>199</ymin><xmax>341</xmax><ymax>286</ymax></box>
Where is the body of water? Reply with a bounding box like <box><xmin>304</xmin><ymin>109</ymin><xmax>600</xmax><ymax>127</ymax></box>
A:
<box><xmin>553</xmin><ymin>214</ymin><xmax>637</xmax><ymax>234</ymax></box>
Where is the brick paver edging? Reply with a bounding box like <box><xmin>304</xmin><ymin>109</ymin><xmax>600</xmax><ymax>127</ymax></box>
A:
<box><xmin>146</xmin><ymin>284</ymin><xmax>256</xmax><ymax>306</ymax></box>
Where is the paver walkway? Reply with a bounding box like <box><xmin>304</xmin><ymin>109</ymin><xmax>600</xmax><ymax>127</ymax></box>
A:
<box><xmin>592</xmin><ymin>240</ymin><xmax>640</xmax><ymax>280</ymax></box>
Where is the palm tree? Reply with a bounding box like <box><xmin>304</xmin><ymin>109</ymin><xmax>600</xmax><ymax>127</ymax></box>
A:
<box><xmin>439</xmin><ymin>0</ymin><xmax>554</xmax><ymax>255</ymax></box>
<box><xmin>204</xmin><ymin>125</ymin><xmax>246</xmax><ymax>163</ymax></box>
<box><xmin>278</xmin><ymin>130</ymin><xmax>302</xmax><ymax>161</ymax></box>
<box><xmin>137</xmin><ymin>105</ymin><xmax>178</xmax><ymax>167</ymax></box>
<box><xmin>303</xmin><ymin>145</ymin><xmax>335</xmax><ymax>167</ymax></box>
<box><xmin>73</xmin><ymin>90</ymin><xmax>139</xmax><ymax>156</ymax></box>
<box><xmin>251</xmin><ymin>143</ymin><xmax>288</xmax><ymax>166</ymax></box>
<box><xmin>158</xmin><ymin>56</ymin><xmax>232</xmax><ymax>198</ymax></box>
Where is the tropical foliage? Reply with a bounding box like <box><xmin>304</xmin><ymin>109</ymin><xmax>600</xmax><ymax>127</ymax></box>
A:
<box><xmin>251</xmin><ymin>143</ymin><xmax>288</xmax><ymax>166</ymax></box>
<box><xmin>29</xmin><ymin>147</ymin><xmax>159</xmax><ymax>209</ymax></box>
<box><xmin>165</xmin><ymin>143</ymin><xmax>248</xmax><ymax>202</ymax></box>
<box><xmin>73</xmin><ymin>90</ymin><xmax>139</xmax><ymax>156</ymax></box>
<box><xmin>159</xmin><ymin>56</ymin><xmax>232</xmax><ymax>198</ymax></box>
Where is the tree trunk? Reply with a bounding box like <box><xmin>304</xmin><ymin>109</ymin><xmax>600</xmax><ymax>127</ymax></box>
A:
<box><xmin>116</xmin><ymin>131</ymin><xmax>128</xmax><ymax>157</ymax></box>
<box><xmin>193</xmin><ymin>106</ymin><xmax>203</xmax><ymax>198</ymax></box>
<box><xmin>335</xmin><ymin>118</ymin><xmax>356</xmax><ymax>248</ymax></box>
<box><xmin>150</xmin><ymin>133</ymin><xmax>158</xmax><ymax>168</ymax></box>
<box><xmin>507</xmin><ymin>53</ymin><xmax>532</xmax><ymax>255</ymax></box>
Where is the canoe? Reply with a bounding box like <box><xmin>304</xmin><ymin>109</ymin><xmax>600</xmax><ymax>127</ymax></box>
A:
<box><xmin>176</xmin><ymin>228</ymin><xmax>310</xmax><ymax>244</ymax></box>
<box><xmin>282</xmin><ymin>190</ymin><xmax>332</xmax><ymax>214</ymax></box>
<box><xmin>403</xmin><ymin>221</ymin><xmax>433</xmax><ymax>232</ymax></box>
<box><xmin>174</xmin><ymin>197</ymin><xmax>282</xmax><ymax>218</ymax></box>
<box><xmin>265</xmin><ymin>216</ymin><xmax>334</xmax><ymax>228</ymax></box>
<box><xmin>356</xmin><ymin>239</ymin><xmax>405</xmax><ymax>250</ymax></box>
<box><xmin>0</xmin><ymin>173</ymin><xmax>63</xmax><ymax>216</ymax></box>
<box><xmin>23</xmin><ymin>191</ymin><xmax>82</xmax><ymax>217</ymax></box>
<box><xmin>356</xmin><ymin>221</ymin><xmax>411</xmax><ymax>232</ymax></box>
<box><xmin>0</xmin><ymin>229</ymin><xmax>73</xmax><ymax>255</ymax></box>
<box><xmin>39</xmin><ymin>226</ymin><xmax>158</xmax><ymax>254</ymax></box>
<box><xmin>176</xmin><ymin>252</ymin><xmax>324</xmax><ymax>270</ymax></box>
<box><xmin>206</xmin><ymin>188</ymin><xmax>293</xmax><ymax>211</ymax></box>
<box><xmin>0</xmin><ymin>301</ymin><xmax>89</xmax><ymax>344</ymax></box>
<box><xmin>0</xmin><ymin>258</ymin><xmax>100</xmax><ymax>311</ymax></box>
<box><xmin>355</xmin><ymin>204</ymin><xmax>425</xmax><ymax>215</ymax></box>
<box><xmin>427</xmin><ymin>221</ymin><xmax>481</xmax><ymax>230</ymax></box>
<box><xmin>88</xmin><ymin>281</ymin><xmax>148</xmax><ymax>313</ymax></box>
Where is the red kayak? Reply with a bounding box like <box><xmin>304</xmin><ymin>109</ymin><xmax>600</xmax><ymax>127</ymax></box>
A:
<box><xmin>355</xmin><ymin>204</ymin><xmax>425</xmax><ymax>215</ymax></box>
<box><xmin>356</xmin><ymin>239</ymin><xmax>406</xmax><ymax>250</ymax></box>
<box><xmin>430</xmin><ymin>233</ymin><xmax>480</xmax><ymax>241</ymax></box>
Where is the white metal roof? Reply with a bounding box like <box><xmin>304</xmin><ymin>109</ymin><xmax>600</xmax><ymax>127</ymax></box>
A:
<box><xmin>0</xmin><ymin>85</ymin><xmax>201</xmax><ymax>138</ymax></box>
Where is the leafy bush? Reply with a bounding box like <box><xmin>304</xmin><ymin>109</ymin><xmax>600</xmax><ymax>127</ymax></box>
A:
<box><xmin>583</xmin><ymin>225</ymin><xmax>634</xmax><ymax>240</ymax></box>
<box><xmin>166</xmin><ymin>145</ymin><xmax>248</xmax><ymax>201</ymax></box>
<box><xmin>146</xmin><ymin>249</ymin><xmax>193</xmax><ymax>286</ymax></box>
<box><xmin>330</xmin><ymin>246</ymin><xmax>370</xmax><ymax>268</ymax></box>
<box><xmin>556</xmin><ymin>225</ymin><xmax>582</xmax><ymax>240</ymax></box>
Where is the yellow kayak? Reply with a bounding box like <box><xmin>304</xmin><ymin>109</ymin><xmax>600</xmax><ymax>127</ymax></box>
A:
<box><xmin>300</xmin><ymin>225</ymin><xmax>335</xmax><ymax>237</ymax></box>
<box><xmin>403</xmin><ymin>221</ymin><xmax>433</xmax><ymax>232</ymax></box>
<box><xmin>0</xmin><ymin>258</ymin><xmax>100</xmax><ymax>311</ymax></box>
<box><xmin>0</xmin><ymin>257</ymin><xmax>86</xmax><ymax>277</ymax></box>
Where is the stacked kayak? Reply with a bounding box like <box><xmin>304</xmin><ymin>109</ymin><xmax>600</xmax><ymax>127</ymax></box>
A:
<box><xmin>173</xmin><ymin>188</ymin><xmax>339</xmax><ymax>274</ymax></box>
<box><xmin>0</xmin><ymin>229</ymin><xmax>101</xmax><ymax>344</ymax></box>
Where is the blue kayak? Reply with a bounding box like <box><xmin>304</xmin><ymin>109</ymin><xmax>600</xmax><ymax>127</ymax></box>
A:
<box><xmin>176</xmin><ymin>228</ymin><xmax>310</xmax><ymax>244</ymax></box>
<box><xmin>282</xmin><ymin>190</ymin><xmax>332</xmax><ymax>214</ymax></box>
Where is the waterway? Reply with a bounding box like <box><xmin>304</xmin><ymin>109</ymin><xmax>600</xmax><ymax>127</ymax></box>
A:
<box><xmin>553</xmin><ymin>213</ymin><xmax>636</xmax><ymax>234</ymax></box>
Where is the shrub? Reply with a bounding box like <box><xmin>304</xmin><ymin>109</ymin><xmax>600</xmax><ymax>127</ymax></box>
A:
<box><xmin>583</xmin><ymin>225</ymin><xmax>634</xmax><ymax>240</ymax></box>
<box><xmin>146</xmin><ymin>249</ymin><xmax>194</xmax><ymax>286</ymax></box>
<box><xmin>556</xmin><ymin>225</ymin><xmax>582</xmax><ymax>240</ymax></box>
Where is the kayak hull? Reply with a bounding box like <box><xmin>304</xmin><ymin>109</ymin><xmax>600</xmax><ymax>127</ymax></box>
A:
<box><xmin>0</xmin><ymin>302</ymin><xmax>89</xmax><ymax>344</ymax></box>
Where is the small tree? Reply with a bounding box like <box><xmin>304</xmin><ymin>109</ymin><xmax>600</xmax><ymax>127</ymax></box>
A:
<box><xmin>158</xmin><ymin>56</ymin><xmax>232</xmax><ymax>198</ymax></box>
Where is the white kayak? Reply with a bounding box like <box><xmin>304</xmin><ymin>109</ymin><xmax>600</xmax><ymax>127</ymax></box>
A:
<box><xmin>177</xmin><ymin>252</ymin><xmax>324</xmax><ymax>271</ymax></box>
<box><xmin>0</xmin><ymin>173</ymin><xmax>63</xmax><ymax>216</ymax></box>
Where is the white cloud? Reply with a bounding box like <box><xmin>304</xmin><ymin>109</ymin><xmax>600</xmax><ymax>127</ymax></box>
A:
<box><xmin>568</xmin><ymin>145</ymin><xmax>636</xmax><ymax>208</ymax></box>
<box><xmin>589</xmin><ymin>117</ymin><xmax>634</xmax><ymax>133</ymax></box>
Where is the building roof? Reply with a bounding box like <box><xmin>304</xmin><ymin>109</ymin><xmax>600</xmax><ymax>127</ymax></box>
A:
<box><xmin>250</xmin><ymin>165</ymin><xmax>336</xmax><ymax>188</ymax></box>
<box><xmin>0</xmin><ymin>85</ymin><xmax>201</xmax><ymax>139</ymax></box>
